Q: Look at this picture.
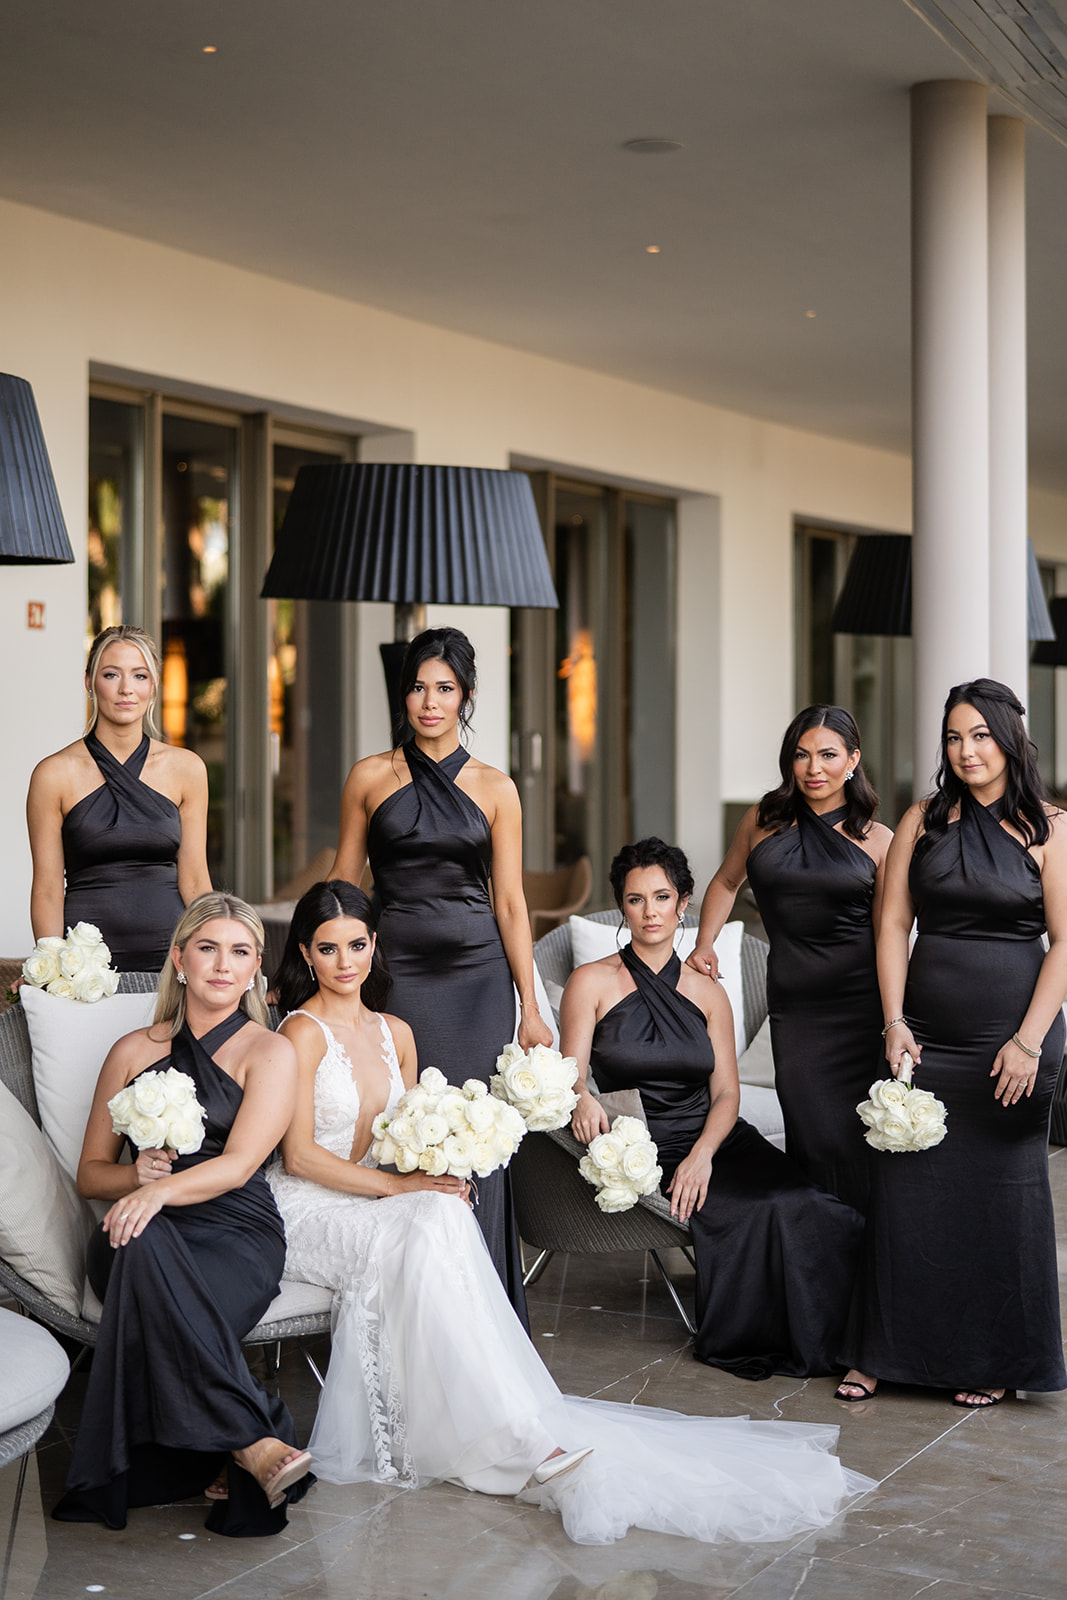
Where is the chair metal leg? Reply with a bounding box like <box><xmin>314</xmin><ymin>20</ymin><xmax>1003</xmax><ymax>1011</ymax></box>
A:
<box><xmin>681</xmin><ymin>1246</ymin><xmax>696</xmax><ymax>1270</ymax></box>
<box><xmin>298</xmin><ymin>1339</ymin><xmax>326</xmax><ymax>1388</ymax></box>
<box><xmin>648</xmin><ymin>1250</ymin><xmax>697</xmax><ymax>1335</ymax></box>
<box><xmin>2</xmin><ymin>1453</ymin><xmax>29</xmax><ymax>1598</ymax></box>
<box><xmin>522</xmin><ymin>1248</ymin><xmax>554</xmax><ymax>1288</ymax></box>
<box><xmin>262</xmin><ymin>1340</ymin><xmax>282</xmax><ymax>1379</ymax></box>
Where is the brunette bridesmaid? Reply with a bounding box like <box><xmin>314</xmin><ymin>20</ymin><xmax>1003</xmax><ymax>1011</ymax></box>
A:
<box><xmin>688</xmin><ymin>706</ymin><xmax>891</xmax><ymax>1213</ymax></box>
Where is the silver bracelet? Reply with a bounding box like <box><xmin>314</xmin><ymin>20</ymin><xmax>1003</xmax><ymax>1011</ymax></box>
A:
<box><xmin>881</xmin><ymin>1017</ymin><xmax>906</xmax><ymax>1039</ymax></box>
<box><xmin>1011</xmin><ymin>1032</ymin><xmax>1040</xmax><ymax>1059</ymax></box>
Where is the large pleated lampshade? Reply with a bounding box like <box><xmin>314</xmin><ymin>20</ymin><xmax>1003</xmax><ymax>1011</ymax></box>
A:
<box><xmin>0</xmin><ymin>374</ymin><xmax>74</xmax><ymax>564</ymax></box>
<box><xmin>261</xmin><ymin>463</ymin><xmax>558</xmax><ymax>609</ymax></box>
<box><xmin>832</xmin><ymin>533</ymin><xmax>1054</xmax><ymax>642</ymax></box>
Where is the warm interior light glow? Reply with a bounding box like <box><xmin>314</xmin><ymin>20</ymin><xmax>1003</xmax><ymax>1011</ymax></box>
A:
<box><xmin>646</xmin><ymin>245</ymin><xmax>661</xmax><ymax>254</ymax></box>
<box><xmin>559</xmin><ymin>628</ymin><xmax>597</xmax><ymax>764</ymax></box>
<box><xmin>202</xmin><ymin>45</ymin><xmax>217</xmax><ymax>53</ymax></box>
<box><xmin>162</xmin><ymin>637</ymin><xmax>189</xmax><ymax>747</ymax></box>
<box><xmin>805</xmin><ymin>309</ymin><xmax>817</xmax><ymax>318</ymax></box>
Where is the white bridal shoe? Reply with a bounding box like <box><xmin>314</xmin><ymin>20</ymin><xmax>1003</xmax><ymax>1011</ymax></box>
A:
<box><xmin>532</xmin><ymin>1447</ymin><xmax>594</xmax><ymax>1485</ymax></box>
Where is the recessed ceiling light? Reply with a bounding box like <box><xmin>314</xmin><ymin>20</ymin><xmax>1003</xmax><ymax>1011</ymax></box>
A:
<box><xmin>623</xmin><ymin>138</ymin><xmax>685</xmax><ymax>155</ymax></box>
<box><xmin>202</xmin><ymin>44</ymin><xmax>217</xmax><ymax>53</ymax></box>
<box><xmin>646</xmin><ymin>245</ymin><xmax>661</xmax><ymax>254</ymax></box>
<box><xmin>805</xmin><ymin>309</ymin><xmax>817</xmax><ymax>318</ymax></box>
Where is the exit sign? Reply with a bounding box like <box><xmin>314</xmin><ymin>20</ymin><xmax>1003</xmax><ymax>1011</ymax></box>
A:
<box><xmin>27</xmin><ymin>602</ymin><xmax>45</xmax><ymax>629</ymax></box>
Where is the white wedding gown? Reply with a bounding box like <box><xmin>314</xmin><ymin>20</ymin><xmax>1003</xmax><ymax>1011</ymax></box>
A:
<box><xmin>268</xmin><ymin>1011</ymin><xmax>876</xmax><ymax>1546</ymax></box>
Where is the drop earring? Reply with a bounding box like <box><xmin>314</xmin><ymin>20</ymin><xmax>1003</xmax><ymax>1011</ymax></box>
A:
<box><xmin>306</xmin><ymin>961</ymin><xmax>318</xmax><ymax>985</ymax></box>
<box><xmin>176</xmin><ymin>971</ymin><xmax>187</xmax><ymax>986</ymax></box>
<box><xmin>845</xmin><ymin>768</ymin><xmax>855</xmax><ymax>781</ymax></box>
<box><xmin>245</xmin><ymin>977</ymin><xmax>256</xmax><ymax>993</ymax></box>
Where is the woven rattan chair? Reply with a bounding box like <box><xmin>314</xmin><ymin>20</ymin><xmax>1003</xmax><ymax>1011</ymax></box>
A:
<box><xmin>518</xmin><ymin>912</ymin><xmax>771</xmax><ymax>1334</ymax></box>
<box><xmin>0</xmin><ymin>972</ymin><xmax>331</xmax><ymax>1385</ymax></box>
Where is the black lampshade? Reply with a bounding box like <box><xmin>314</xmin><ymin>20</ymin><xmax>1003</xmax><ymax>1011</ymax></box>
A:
<box><xmin>830</xmin><ymin>535</ymin><xmax>911</xmax><ymax>636</ymax></box>
<box><xmin>0</xmin><ymin>373</ymin><xmax>74</xmax><ymax>564</ymax></box>
<box><xmin>261</xmin><ymin>463</ymin><xmax>558</xmax><ymax>608</ymax></box>
<box><xmin>832</xmin><ymin>533</ymin><xmax>1054</xmax><ymax>643</ymax></box>
<box><xmin>1030</xmin><ymin>597</ymin><xmax>1067</xmax><ymax>666</ymax></box>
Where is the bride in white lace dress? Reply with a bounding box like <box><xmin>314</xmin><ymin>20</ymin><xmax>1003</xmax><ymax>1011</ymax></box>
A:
<box><xmin>269</xmin><ymin>882</ymin><xmax>876</xmax><ymax>1546</ymax></box>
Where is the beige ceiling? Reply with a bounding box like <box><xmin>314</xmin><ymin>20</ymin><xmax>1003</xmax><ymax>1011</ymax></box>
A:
<box><xmin>3</xmin><ymin>0</ymin><xmax>1067</xmax><ymax>490</ymax></box>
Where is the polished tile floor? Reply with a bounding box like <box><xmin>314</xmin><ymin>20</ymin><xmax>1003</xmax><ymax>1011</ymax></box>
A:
<box><xmin>4</xmin><ymin>1146</ymin><xmax>1065</xmax><ymax>1600</ymax></box>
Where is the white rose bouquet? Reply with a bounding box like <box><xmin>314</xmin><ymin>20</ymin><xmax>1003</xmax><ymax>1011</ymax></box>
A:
<box><xmin>857</xmin><ymin>1053</ymin><xmax>947</xmax><ymax>1153</ymax></box>
<box><xmin>489</xmin><ymin>1042</ymin><xmax>580</xmax><ymax>1131</ymax></box>
<box><xmin>108</xmin><ymin>1068</ymin><xmax>207</xmax><ymax>1155</ymax></box>
<box><xmin>21</xmin><ymin>922</ymin><xmax>120</xmax><ymax>1003</ymax></box>
<box><xmin>578</xmin><ymin>1115</ymin><xmax>663</xmax><ymax>1213</ymax></box>
<box><xmin>371</xmin><ymin>1066</ymin><xmax>528</xmax><ymax>1181</ymax></box>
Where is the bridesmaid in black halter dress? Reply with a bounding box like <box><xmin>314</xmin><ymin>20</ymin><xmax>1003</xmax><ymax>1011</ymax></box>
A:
<box><xmin>27</xmin><ymin>626</ymin><xmax>211</xmax><ymax>972</ymax></box>
<box><xmin>330</xmin><ymin>628</ymin><xmax>551</xmax><ymax>1322</ymax></box>
<box><xmin>567</xmin><ymin>839</ymin><xmax>864</xmax><ymax>1380</ymax></box>
<box><xmin>689</xmin><ymin>707</ymin><xmax>892</xmax><ymax>1213</ymax></box>
<box><xmin>840</xmin><ymin>680</ymin><xmax>1067</xmax><ymax>1407</ymax></box>
<box><xmin>54</xmin><ymin>894</ymin><xmax>310</xmax><ymax>1534</ymax></box>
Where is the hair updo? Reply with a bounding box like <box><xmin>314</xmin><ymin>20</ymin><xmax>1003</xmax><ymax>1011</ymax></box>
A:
<box><xmin>609</xmin><ymin>837</ymin><xmax>695</xmax><ymax>907</ymax></box>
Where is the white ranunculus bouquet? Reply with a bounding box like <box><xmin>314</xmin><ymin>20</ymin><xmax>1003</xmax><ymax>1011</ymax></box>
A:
<box><xmin>108</xmin><ymin>1068</ymin><xmax>207</xmax><ymax>1155</ymax></box>
<box><xmin>857</xmin><ymin>1052</ymin><xmax>947</xmax><ymax>1153</ymax></box>
<box><xmin>578</xmin><ymin>1115</ymin><xmax>663</xmax><ymax>1213</ymax></box>
<box><xmin>371</xmin><ymin>1066</ymin><xmax>528</xmax><ymax>1181</ymax></box>
<box><xmin>21</xmin><ymin>923</ymin><xmax>119</xmax><ymax>1002</ymax></box>
<box><xmin>489</xmin><ymin>1041</ymin><xmax>580</xmax><ymax>1131</ymax></box>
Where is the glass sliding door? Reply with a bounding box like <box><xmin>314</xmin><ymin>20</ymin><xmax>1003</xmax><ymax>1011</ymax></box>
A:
<box><xmin>512</xmin><ymin>474</ymin><xmax>676</xmax><ymax>905</ymax></box>
<box><xmin>269</xmin><ymin>439</ymin><xmax>347</xmax><ymax>892</ymax></box>
<box><xmin>87</xmin><ymin>395</ymin><xmax>144</xmax><ymax>646</ymax></box>
<box><xmin>161</xmin><ymin>413</ymin><xmax>238</xmax><ymax>886</ymax></box>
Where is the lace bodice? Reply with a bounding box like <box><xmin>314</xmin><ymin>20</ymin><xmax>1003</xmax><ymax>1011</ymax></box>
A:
<box><xmin>288</xmin><ymin>1009</ymin><xmax>406</xmax><ymax>1166</ymax></box>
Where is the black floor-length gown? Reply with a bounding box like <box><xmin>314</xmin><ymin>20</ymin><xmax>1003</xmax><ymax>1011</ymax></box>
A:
<box><xmin>842</xmin><ymin>793</ymin><xmax>1067</xmax><ymax>1392</ymax></box>
<box><xmin>53</xmin><ymin>1012</ymin><xmax>304</xmax><ymax>1536</ymax></box>
<box><xmin>590</xmin><ymin>946</ymin><xmax>864</xmax><ymax>1380</ymax></box>
<box><xmin>745</xmin><ymin>802</ymin><xmax>882</xmax><ymax>1213</ymax></box>
<box><xmin>61</xmin><ymin>731</ymin><xmax>186</xmax><ymax>972</ymax></box>
<box><xmin>367</xmin><ymin>741</ymin><xmax>527</xmax><ymax>1325</ymax></box>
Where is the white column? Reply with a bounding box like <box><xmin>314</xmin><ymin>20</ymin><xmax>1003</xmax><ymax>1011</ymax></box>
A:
<box><xmin>911</xmin><ymin>80</ymin><xmax>990</xmax><ymax>790</ymax></box>
<box><xmin>987</xmin><ymin>114</ymin><xmax>1029</xmax><ymax>702</ymax></box>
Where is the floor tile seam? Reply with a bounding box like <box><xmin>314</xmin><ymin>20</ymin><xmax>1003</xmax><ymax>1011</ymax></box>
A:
<box><xmin>583</xmin><ymin>1341</ymin><xmax>695</xmax><ymax>1398</ymax></box>
<box><xmin>784</xmin><ymin>1551</ymin><xmax>1057</xmax><ymax>1600</ymax></box>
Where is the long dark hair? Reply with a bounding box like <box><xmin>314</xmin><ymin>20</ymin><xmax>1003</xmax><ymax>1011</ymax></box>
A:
<box><xmin>757</xmin><ymin>705</ymin><xmax>878</xmax><ymax>842</ymax></box>
<box><xmin>610</xmin><ymin>837</ymin><xmax>695</xmax><ymax>907</ymax></box>
<box><xmin>393</xmin><ymin>626</ymin><xmax>477</xmax><ymax>747</ymax></box>
<box><xmin>923</xmin><ymin>678</ymin><xmax>1051</xmax><ymax>846</ymax></box>
<box><xmin>275</xmin><ymin>881</ymin><xmax>392</xmax><ymax>1016</ymax></box>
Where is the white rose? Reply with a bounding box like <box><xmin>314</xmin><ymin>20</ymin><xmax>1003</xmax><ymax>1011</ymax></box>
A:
<box><xmin>462</xmin><ymin>1078</ymin><xmax>488</xmax><ymax>1100</ymax></box>
<box><xmin>371</xmin><ymin>1111</ymin><xmax>392</xmax><ymax>1141</ymax></box>
<box><xmin>876</xmin><ymin>1111</ymin><xmax>913</xmax><ymax>1148</ymax></box>
<box><xmin>907</xmin><ymin>1093</ymin><xmax>947</xmax><ymax>1148</ymax></box>
<box><xmin>131</xmin><ymin>1074</ymin><xmax>169</xmax><ymax>1117</ymax></box>
<box><xmin>871</xmin><ymin>1077</ymin><xmax>909</xmax><ymax>1110</ymax></box>
<box><xmin>437</xmin><ymin>1091</ymin><xmax>469</xmax><ymax>1130</ymax></box>
<box><xmin>442</xmin><ymin>1132</ymin><xmax>475</xmax><ymax>1176</ymax></box>
<box><xmin>107</xmin><ymin>1086</ymin><xmax>135</xmax><ymax>1132</ymax></box>
<box><xmin>46</xmin><ymin>977</ymin><xmax>75</xmax><ymax>999</ymax></box>
<box><xmin>101</xmin><ymin>968</ymin><xmax>120</xmax><ymax>997</ymax></box>
<box><xmin>589</xmin><ymin>1133</ymin><xmax>625</xmax><ymax>1172</ymax></box>
<box><xmin>22</xmin><ymin>948</ymin><xmax>61</xmax><ymax>988</ymax></box>
<box><xmin>596</xmin><ymin>1184</ymin><xmax>638</xmax><ymax>1213</ymax></box>
<box><xmin>71</xmin><ymin>967</ymin><xmax>109</xmax><ymax>1003</ymax></box>
<box><xmin>394</xmin><ymin>1147</ymin><xmax>421</xmax><ymax>1173</ymax></box>
<box><xmin>416</xmin><ymin>1112</ymin><xmax>449</xmax><ymax>1147</ymax></box>
<box><xmin>85</xmin><ymin>942</ymin><xmax>114</xmax><ymax>970</ymax></box>
<box><xmin>471</xmin><ymin>1136</ymin><xmax>499</xmax><ymax>1177</ymax></box>
<box><xmin>66</xmin><ymin>921</ymin><xmax>106</xmax><ymax>948</ymax></box>
<box><xmin>499</xmin><ymin>1103</ymin><xmax>527</xmax><ymax>1141</ymax></box>
<box><xmin>490</xmin><ymin>1126</ymin><xmax>519</xmax><ymax>1162</ymax></box>
<box><xmin>578</xmin><ymin>1154</ymin><xmax>601</xmax><ymax>1186</ymax></box>
<box><xmin>159</xmin><ymin>1069</ymin><xmax>197</xmax><ymax>1108</ymax></box>
<box><xmin>419</xmin><ymin>1067</ymin><xmax>448</xmax><ymax>1095</ymax></box>
<box><xmin>374</xmin><ymin>1134</ymin><xmax>399</xmax><ymax>1167</ymax></box>
<box><xmin>526</xmin><ymin>1105</ymin><xmax>572</xmax><ymax>1132</ymax></box>
<box><xmin>126</xmin><ymin>1110</ymin><xmax>169</xmax><ymax>1149</ymax></box>
<box><xmin>418</xmin><ymin>1146</ymin><xmax>449</xmax><ymax>1176</ymax></box>
<box><xmin>611</xmin><ymin>1116</ymin><xmax>647</xmax><ymax>1147</ymax></box>
<box><xmin>465</xmin><ymin>1096</ymin><xmax>497</xmax><ymax>1134</ymax></box>
<box><xmin>37</xmin><ymin>936</ymin><xmax>67</xmax><ymax>954</ymax></box>
<box><xmin>502</xmin><ymin>1062</ymin><xmax>543</xmax><ymax>1103</ymax></box>
<box><xmin>402</xmin><ymin>1087</ymin><xmax>434</xmax><ymax>1117</ymax></box>
<box><xmin>59</xmin><ymin>943</ymin><xmax>88</xmax><ymax>979</ymax></box>
<box><xmin>166</xmin><ymin>1113</ymin><xmax>205</xmax><ymax>1155</ymax></box>
<box><xmin>494</xmin><ymin>1041</ymin><xmax>525</xmax><ymax>1073</ymax></box>
<box><xmin>620</xmin><ymin>1142</ymin><xmax>658</xmax><ymax>1183</ymax></box>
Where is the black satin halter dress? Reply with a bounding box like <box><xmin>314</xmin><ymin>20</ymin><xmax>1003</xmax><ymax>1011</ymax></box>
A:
<box><xmin>368</xmin><ymin>742</ymin><xmax>528</xmax><ymax>1326</ymax></box>
<box><xmin>53</xmin><ymin>1012</ymin><xmax>305</xmax><ymax>1537</ymax></box>
<box><xmin>842</xmin><ymin>793</ymin><xmax>1066</xmax><ymax>1392</ymax></box>
<box><xmin>590</xmin><ymin>946</ymin><xmax>864</xmax><ymax>1380</ymax></box>
<box><xmin>61</xmin><ymin>732</ymin><xmax>186</xmax><ymax>972</ymax></box>
<box><xmin>746</xmin><ymin>802</ymin><xmax>882</xmax><ymax>1213</ymax></box>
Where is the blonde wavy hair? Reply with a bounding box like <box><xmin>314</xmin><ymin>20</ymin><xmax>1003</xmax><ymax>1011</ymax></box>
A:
<box><xmin>85</xmin><ymin>625</ymin><xmax>162</xmax><ymax>738</ymax></box>
<box><xmin>154</xmin><ymin>893</ymin><xmax>270</xmax><ymax>1038</ymax></box>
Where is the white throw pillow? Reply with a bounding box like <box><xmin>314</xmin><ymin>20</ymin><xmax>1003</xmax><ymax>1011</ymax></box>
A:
<box><xmin>21</xmin><ymin>986</ymin><xmax>157</xmax><ymax>1180</ymax></box>
<box><xmin>511</xmin><ymin>962</ymin><xmax>560</xmax><ymax>1050</ymax></box>
<box><xmin>568</xmin><ymin>915</ymin><xmax>747</xmax><ymax>1062</ymax></box>
<box><xmin>0</xmin><ymin>1079</ymin><xmax>96</xmax><ymax>1317</ymax></box>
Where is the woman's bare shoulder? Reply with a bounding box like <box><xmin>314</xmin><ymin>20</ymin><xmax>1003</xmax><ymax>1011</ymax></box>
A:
<box><xmin>29</xmin><ymin>740</ymin><xmax>91</xmax><ymax>789</ymax></box>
